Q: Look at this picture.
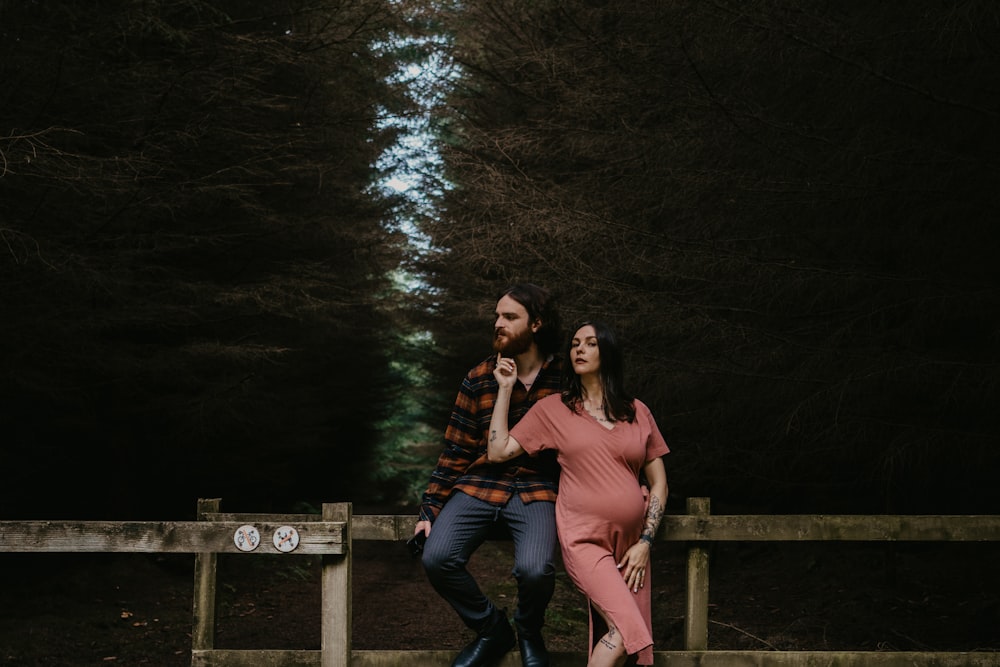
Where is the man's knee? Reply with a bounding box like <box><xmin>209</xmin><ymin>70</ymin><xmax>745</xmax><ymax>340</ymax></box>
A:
<box><xmin>420</xmin><ymin>546</ymin><xmax>440</xmax><ymax>574</ymax></box>
<box><xmin>421</xmin><ymin>532</ymin><xmax>472</xmax><ymax>578</ymax></box>
<box><xmin>421</xmin><ymin>539</ymin><xmax>453</xmax><ymax>577</ymax></box>
<box><xmin>514</xmin><ymin>559</ymin><xmax>556</xmax><ymax>587</ymax></box>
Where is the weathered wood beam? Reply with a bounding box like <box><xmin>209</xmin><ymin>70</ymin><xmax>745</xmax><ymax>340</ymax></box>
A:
<box><xmin>190</xmin><ymin>649</ymin><xmax>1000</xmax><ymax>667</ymax></box>
<box><xmin>0</xmin><ymin>521</ymin><xmax>346</xmax><ymax>554</ymax></box>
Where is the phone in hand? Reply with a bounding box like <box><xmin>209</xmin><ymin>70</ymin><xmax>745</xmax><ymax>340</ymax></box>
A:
<box><xmin>406</xmin><ymin>531</ymin><xmax>427</xmax><ymax>558</ymax></box>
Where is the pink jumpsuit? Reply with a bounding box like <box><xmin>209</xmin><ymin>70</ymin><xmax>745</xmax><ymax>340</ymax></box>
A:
<box><xmin>512</xmin><ymin>394</ymin><xmax>669</xmax><ymax>665</ymax></box>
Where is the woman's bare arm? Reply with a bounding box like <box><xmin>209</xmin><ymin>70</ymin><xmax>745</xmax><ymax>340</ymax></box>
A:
<box><xmin>487</xmin><ymin>354</ymin><xmax>526</xmax><ymax>462</ymax></box>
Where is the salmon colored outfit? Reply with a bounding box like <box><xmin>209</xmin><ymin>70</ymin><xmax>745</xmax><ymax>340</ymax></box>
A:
<box><xmin>511</xmin><ymin>394</ymin><xmax>669</xmax><ymax>665</ymax></box>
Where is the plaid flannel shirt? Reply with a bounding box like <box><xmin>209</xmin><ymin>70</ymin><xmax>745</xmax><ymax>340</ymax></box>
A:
<box><xmin>418</xmin><ymin>354</ymin><xmax>563</xmax><ymax>523</ymax></box>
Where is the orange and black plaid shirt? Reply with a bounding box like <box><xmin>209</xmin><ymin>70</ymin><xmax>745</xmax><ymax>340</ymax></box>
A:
<box><xmin>418</xmin><ymin>354</ymin><xmax>563</xmax><ymax>523</ymax></box>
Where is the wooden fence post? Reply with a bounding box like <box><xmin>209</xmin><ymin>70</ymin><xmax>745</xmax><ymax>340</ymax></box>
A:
<box><xmin>322</xmin><ymin>502</ymin><xmax>352</xmax><ymax>667</ymax></box>
<box><xmin>684</xmin><ymin>497</ymin><xmax>710</xmax><ymax>650</ymax></box>
<box><xmin>191</xmin><ymin>497</ymin><xmax>220</xmax><ymax>654</ymax></box>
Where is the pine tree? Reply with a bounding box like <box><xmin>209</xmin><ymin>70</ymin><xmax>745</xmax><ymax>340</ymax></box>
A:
<box><xmin>0</xmin><ymin>0</ymin><xmax>410</xmax><ymax>517</ymax></box>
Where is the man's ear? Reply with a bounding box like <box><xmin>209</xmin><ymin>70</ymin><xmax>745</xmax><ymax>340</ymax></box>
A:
<box><xmin>531</xmin><ymin>319</ymin><xmax>542</xmax><ymax>333</ymax></box>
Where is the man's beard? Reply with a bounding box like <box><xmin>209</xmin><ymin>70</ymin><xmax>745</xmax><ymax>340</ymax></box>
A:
<box><xmin>493</xmin><ymin>327</ymin><xmax>533</xmax><ymax>356</ymax></box>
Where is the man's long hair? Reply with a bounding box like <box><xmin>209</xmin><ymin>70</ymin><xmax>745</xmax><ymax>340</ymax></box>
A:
<box><xmin>498</xmin><ymin>283</ymin><xmax>562</xmax><ymax>357</ymax></box>
<box><xmin>561</xmin><ymin>320</ymin><xmax>636</xmax><ymax>423</ymax></box>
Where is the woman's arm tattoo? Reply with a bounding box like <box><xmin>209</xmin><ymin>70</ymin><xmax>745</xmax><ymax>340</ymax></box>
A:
<box><xmin>642</xmin><ymin>494</ymin><xmax>663</xmax><ymax>540</ymax></box>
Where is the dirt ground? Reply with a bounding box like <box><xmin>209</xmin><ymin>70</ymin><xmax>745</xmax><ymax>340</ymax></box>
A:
<box><xmin>1</xmin><ymin>538</ymin><xmax>998</xmax><ymax>665</ymax></box>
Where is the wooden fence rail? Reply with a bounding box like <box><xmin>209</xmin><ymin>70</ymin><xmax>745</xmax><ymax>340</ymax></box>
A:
<box><xmin>2</xmin><ymin>497</ymin><xmax>999</xmax><ymax>666</ymax></box>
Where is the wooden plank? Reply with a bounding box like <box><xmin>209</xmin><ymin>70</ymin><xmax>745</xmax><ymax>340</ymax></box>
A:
<box><xmin>684</xmin><ymin>498</ymin><xmax>710</xmax><ymax>650</ymax></box>
<box><xmin>351</xmin><ymin>651</ymin><xmax>577</xmax><ymax>666</ymax></box>
<box><xmin>197</xmin><ymin>514</ymin><xmax>415</xmax><ymax>541</ymax></box>
<box><xmin>351</xmin><ymin>514</ymin><xmax>414</xmax><ymax>541</ymax></box>
<box><xmin>192</xmin><ymin>498</ymin><xmax>220</xmax><ymax>653</ymax></box>
<box><xmin>660</xmin><ymin>514</ymin><xmax>1000</xmax><ymax>542</ymax></box>
<box><xmin>3</xmin><ymin>513</ymin><xmax>999</xmax><ymax>553</ymax></box>
<box><xmin>191</xmin><ymin>649</ymin><xmax>321</xmax><ymax>666</ymax></box>
<box><xmin>191</xmin><ymin>650</ymin><xmax>1000</xmax><ymax>667</ymax></box>
<box><xmin>206</xmin><ymin>513</ymin><xmax>324</xmax><ymax>523</ymax></box>
<box><xmin>322</xmin><ymin>503</ymin><xmax>352</xmax><ymax>667</ymax></box>
<box><xmin>0</xmin><ymin>521</ymin><xmax>345</xmax><ymax>554</ymax></box>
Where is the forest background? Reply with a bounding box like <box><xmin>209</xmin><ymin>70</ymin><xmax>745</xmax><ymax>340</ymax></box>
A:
<box><xmin>1</xmin><ymin>0</ymin><xmax>998</xmax><ymax>525</ymax></box>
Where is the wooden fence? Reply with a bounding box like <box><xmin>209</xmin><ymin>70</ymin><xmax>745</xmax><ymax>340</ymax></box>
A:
<box><xmin>2</xmin><ymin>497</ymin><xmax>1000</xmax><ymax>666</ymax></box>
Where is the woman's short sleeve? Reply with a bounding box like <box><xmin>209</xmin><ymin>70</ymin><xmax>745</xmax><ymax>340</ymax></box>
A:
<box><xmin>636</xmin><ymin>399</ymin><xmax>670</xmax><ymax>461</ymax></box>
<box><xmin>510</xmin><ymin>394</ymin><xmax>564</xmax><ymax>456</ymax></box>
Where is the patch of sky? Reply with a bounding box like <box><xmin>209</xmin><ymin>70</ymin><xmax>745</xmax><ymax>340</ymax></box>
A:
<box><xmin>370</xmin><ymin>32</ymin><xmax>459</xmax><ymax>260</ymax></box>
<box><xmin>368</xmin><ymin>31</ymin><xmax>459</xmax><ymax>299</ymax></box>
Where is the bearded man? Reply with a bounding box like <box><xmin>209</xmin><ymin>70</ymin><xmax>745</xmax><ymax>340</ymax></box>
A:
<box><xmin>414</xmin><ymin>284</ymin><xmax>563</xmax><ymax>667</ymax></box>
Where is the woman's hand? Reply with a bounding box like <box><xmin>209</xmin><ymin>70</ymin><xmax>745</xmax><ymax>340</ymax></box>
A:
<box><xmin>493</xmin><ymin>353</ymin><xmax>517</xmax><ymax>390</ymax></box>
<box><xmin>487</xmin><ymin>354</ymin><xmax>526</xmax><ymax>463</ymax></box>
<box><xmin>617</xmin><ymin>541</ymin><xmax>651</xmax><ymax>593</ymax></box>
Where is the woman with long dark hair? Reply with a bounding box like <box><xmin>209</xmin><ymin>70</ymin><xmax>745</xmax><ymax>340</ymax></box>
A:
<box><xmin>488</xmin><ymin>320</ymin><xmax>669</xmax><ymax>667</ymax></box>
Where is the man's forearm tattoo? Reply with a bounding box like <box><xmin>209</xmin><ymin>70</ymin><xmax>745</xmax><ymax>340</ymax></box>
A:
<box><xmin>642</xmin><ymin>495</ymin><xmax>663</xmax><ymax>540</ymax></box>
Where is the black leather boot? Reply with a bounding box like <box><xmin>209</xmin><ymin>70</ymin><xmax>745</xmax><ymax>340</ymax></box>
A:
<box><xmin>451</xmin><ymin>607</ymin><xmax>516</xmax><ymax>667</ymax></box>
<box><xmin>515</xmin><ymin>622</ymin><xmax>550</xmax><ymax>667</ymax></box>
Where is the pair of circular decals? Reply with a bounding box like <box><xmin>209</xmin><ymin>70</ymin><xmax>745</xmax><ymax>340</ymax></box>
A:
<box><xmin>233</xmin><ymin>525</ymin><xmax>300</xmax><ymax>552</ymax></box>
